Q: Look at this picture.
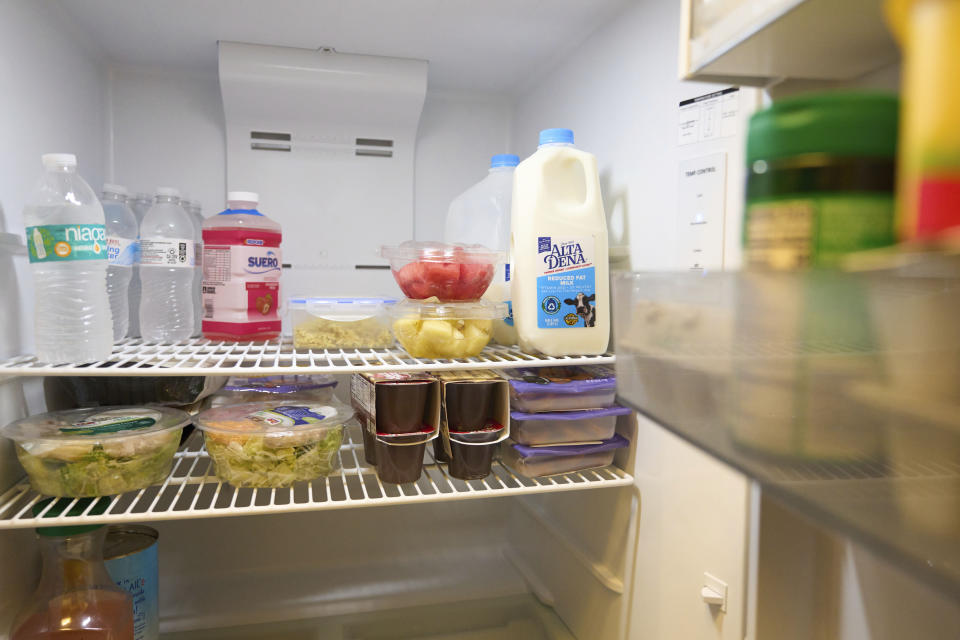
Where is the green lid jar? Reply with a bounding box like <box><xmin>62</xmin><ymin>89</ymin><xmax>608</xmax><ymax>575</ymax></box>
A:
<box><xmin>744</xmin><ymin>92</ymin><xmax>899</xmax><ymax>269</ymax></box>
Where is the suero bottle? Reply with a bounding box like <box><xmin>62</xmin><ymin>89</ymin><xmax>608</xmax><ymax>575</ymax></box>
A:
<box><xmin>24</xmin><ymin>153</ymin><xmax>113</xmax><ymax>364</ymax></box>
<box><xmin>139</xmin><ymin>187</ymin><xmax>197</xmax><ymax>343</ymax></box>
<box><xmin>511</xmin><ymin>129</ymin><xmax>609</xmax><ymax>356</ymax></box>
<box><xmin>202</xmin><ymin>191</ymin><xmax>281</xmax><ymax>341</ymax></box>
<box><xmin>101</xmin><ymin>183</ymin><xmax>139</xmax><ymax>341</ymax></box>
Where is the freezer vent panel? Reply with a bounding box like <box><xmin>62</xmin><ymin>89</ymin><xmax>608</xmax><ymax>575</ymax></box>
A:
<box><xmin>0</xmin><ymin>339</ymin><xmax>615</xmax><ymax>376</ymax></box>
<box><xmin>0</xmin><ymin>428</ymin><xmax>633</xmax><ymax>529</ymax></box>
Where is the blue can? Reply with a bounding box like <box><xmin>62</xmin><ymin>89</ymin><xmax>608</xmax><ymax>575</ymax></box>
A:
<box><xmin>104</xmin><ymin>525</ymin><xmax>159</xmax><ymax>640</ymax></box>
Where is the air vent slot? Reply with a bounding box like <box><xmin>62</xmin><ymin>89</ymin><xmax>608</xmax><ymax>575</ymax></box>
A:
<box><xmin>356</xmin><ymin>137</ymin><xmax>393</xmax><ymax>158</ymax></box>
<box><xmin>251</xmin><ymin>131</ymin><xmax>292</xmax><ymax>152</ymax></box>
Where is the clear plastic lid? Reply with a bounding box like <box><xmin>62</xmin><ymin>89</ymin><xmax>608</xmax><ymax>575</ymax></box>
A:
<box><xmin>195</xmin><ymin>400</ymin><xmax>354</xmax><ymax>437</ymax></box>
<box><xmin>2</xmin><ymin>406</ymin><xmax>191</xmax><ymax>443</ymax></box>
<box><xmin>380</xmin><ymin>241</ymin><xmax>503</xmax><ymax>264</ymax></box>
<box><xmin>390</xmin><ymin>299</ymin><xmax>508</xmax><ymax>320</ymax></box>
<box><xmin>221</xmin><ymin>375</ymin><xmax>337</xmax><ymax>394</ymax></box>
<box><xmin>289</xmin><ymin>297</ymin><xmax>398</xmax><ymax>320</ymax></box>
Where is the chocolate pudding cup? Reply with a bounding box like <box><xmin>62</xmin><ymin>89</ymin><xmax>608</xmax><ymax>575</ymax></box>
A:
<box><xmin>447</xmin><ymin>424</ymin><xmax>505</xmax><ymax>481</ymax></box>
<box><xmin>444</xmin><ymin>381</ymin><xmax>497</xmax><ymax>430</ymax></box>
<box><xmin>375</xmin><ymin>430</ymin><xmax>434</xmax><ymax>484</ymax></box>
<box><xmin>375</xmin><ymin>382</ymin><xmax>430</xmax><ymax>434</ymax></box>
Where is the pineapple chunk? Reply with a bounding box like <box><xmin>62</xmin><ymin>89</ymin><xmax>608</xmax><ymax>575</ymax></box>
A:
<box><xmin>462</xmin><ymin>320</ymin><xmax>491</xmax><ymax>355</ymax></box>
<box><xmin>420</xmin><ymin>319</ymin><xmax>454</xmax><ymax>348</ymax></box>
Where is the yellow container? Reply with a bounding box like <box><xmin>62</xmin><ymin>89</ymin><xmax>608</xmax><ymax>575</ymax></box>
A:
<box><xmin>887</xmin><ymin>0</ymin><xmax>960</xmax><ymax>240</ymax></box>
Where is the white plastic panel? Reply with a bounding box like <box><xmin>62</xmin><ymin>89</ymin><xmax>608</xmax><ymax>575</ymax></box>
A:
<box><xmin>219</xmin><ymin>42</ymin><xmax>428</xmax><ymax>296</ymax></box>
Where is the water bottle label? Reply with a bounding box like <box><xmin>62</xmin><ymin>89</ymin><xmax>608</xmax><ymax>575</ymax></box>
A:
<box><xmin>26</xmin><ymin>224</ymin><xmax>107</xmax><ymax>263</ymax></box>
<box><xmin>534</xmin><ymin>235</ymin><xmax>597</xmax><ymax>329</ymax></box>
<box><xmin>140</xmin><ymin>238</ymin><xmax>195</xmax><ymax>268</ymax></box>
<box><xmin>108</xmin><ymin>236</ymin><xmax>139</xmax><ymax>267</ymax></box>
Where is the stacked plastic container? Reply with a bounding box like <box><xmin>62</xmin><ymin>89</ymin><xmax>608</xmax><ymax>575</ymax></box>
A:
<box><xmin>498</xmin><ymin>365</ymin><xmax>630</xmax><ymax>477</ymax></box>
<box><xmin>380</xmin><ymin>241</ymin><xmax>506</xmax><ymax>358</ymax></box>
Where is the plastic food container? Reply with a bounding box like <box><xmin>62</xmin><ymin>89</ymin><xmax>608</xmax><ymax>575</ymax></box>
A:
<box><xmin>380</xmin><ymin>241</ymin><xmax>502</xmax><ymax>301</ymax></box>
<box><xmin>375</xmin><ymin>428</ymin><xmax>437</xmax><ymax>484</ymax></box>
<box><xmin>500</xmin><ymin>434</ymin><xmax>629</xmax><ymax>478</ymax></box>
<box><xmin>43</xmin><ymin>374</ymin><xmax>225</xmax><ymax>410</ymax></box>
<box><xmin>195</xmin><ymin>400</ymin><xmax>353</xmax><ymax>488</ymax></box>
<box><xmin>2</xmin><ymin>406</ymin><xmax>191</xmax><ymax>497</ymax></box>
<box><xmin>289</xmin><ymin>297</ymin><xmax>397</xmax><ymax>349</ymax></box>
<box><xmin>448</xmin><ymin>423</ymin><xmax>506</xmax><ymax>480</ymax></box>
<box><xmin>501</xmin><ymin>365</ymin><xmax>617</xmax><ymax>413</ymax></box>
<box><xmin>391</xmin><ymin>299</ymin><xmax>507</xmax><ymax>358</ymax></box>
<box><xmin>208</xmin><ymin>375</ymin><xmax>337</xmax><ymax>407</ymax></box>
<box><xmin>510</xmin><ymin>406</ymin><xmax>631</xmax><ymax>446</ymax></box>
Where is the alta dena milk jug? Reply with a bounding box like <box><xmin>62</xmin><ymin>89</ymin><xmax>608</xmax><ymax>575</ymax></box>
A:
<box><xmin>511</xmin><ymin>129</ymin><xmax>609</xmax><ymax>356</ymax></box>
<box><xmin>201</xmin><ymin>191</ymin><xmax>281</xmax><ymax>342</ymax></box>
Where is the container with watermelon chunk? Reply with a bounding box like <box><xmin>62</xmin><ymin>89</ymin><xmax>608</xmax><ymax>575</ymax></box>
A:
<box><xmin>380</xmin><ymin>241</ymin><xmax>502</xmax><ymax>301</ymax></box>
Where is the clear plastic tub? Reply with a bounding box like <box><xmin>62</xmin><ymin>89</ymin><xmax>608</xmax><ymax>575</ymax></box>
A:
<box><xmin>195</xmin><ymin>400</ymin><xmax>353</xmax><ymax>488</ymax></box>
<box><xmin>510</xmin><ymin>406</ymin><xmax>631</xmax><ymax>446</ymax></box>
<box><xmin>391</xmin><ymin>299</ymin><xmax>507</xmax><ymax>358</ymax></box>
<box><xmin>2</xmin><ymin>406</ymin><xmax>191</xmax><ymax>497</ymax></box>
<box><xmin>500</xmin><ymin>365</ymin><xmax>617</xmax><ymax>413</ymax></box>
<box><xmin>208</xmin><ymin>375</ymin><xmax>337</xmax><ymax>407</ymax></box>
<box><xmin>500</xmin><ymin>434</ymin><xmax>628</xmax><ymax>478</ymax></box>
<box><xmin>380</xmin><ymin>241</ymin><xmax>502</xmax><ymax>301</ymax></box>
<box><xmin>289</xmin><ymin>297</ymin><xmax>397</xmax><ymax>349</ymax></box>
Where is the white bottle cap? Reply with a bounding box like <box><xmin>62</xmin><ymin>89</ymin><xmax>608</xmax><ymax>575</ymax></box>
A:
<box><xmin>102</xmin><ymin>183</ymin><xmax>129</xmax><ymax>196</ymax></box>
<box><xmin>135</xmin><ymin>192</ymin><xmax>152</xmax><ymax>201</ymax></box>
<box><xmin>155</xmin><ymin>186</ymin><xmax>180</xmax><ymax>198</ymax></box>
<box><xmin>41</xmin><ymin>153</ymin><xmax>77</xmax><ymax>169</ymax></box>
<box><xmin>227</xmin><ymin>191</ymin><xmax>259</xmax><ymax>205</ymax></box>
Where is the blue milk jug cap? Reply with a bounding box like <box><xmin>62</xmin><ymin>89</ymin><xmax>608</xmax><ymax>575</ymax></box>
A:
<box><xmin>490</xmin><ymin>154</ymin><xmax>520</xmax><ymax>168</ymax></box>
<box><xmin>539</xmin><ymin>128</ymin><xmax>574</xmax><ymax>146</ymax></box>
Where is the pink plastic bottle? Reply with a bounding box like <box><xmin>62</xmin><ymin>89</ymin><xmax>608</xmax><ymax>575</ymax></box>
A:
<box><xmin>201</xmin><ymin>191</ymin><xmax>282</xmax><ymax>342</ymax></box>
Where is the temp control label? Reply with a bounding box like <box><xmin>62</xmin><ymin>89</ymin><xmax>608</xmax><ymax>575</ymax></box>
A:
<box><xmin>535</xmin><ymin>235</ymin><xmax>597</xmax><ymax>329</ymax></box>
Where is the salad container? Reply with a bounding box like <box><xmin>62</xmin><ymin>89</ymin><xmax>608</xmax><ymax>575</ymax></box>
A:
<box><xmin>2</xmin><ymin>406</ymin><xmax>191</xmax><ymax>497</ymax></box>
<box><xmin>391</xmin><ymin>299</ymin><xmax>507</xmax><ymax>359</ymax></box>
<box><xmin>289</xmin><ymin>297</ymin><xmax>397</xmax><ymax>349</ymax></box>
<box><xmin>501</xmin><ymin>366</ymin><xmax>617</xmax><ymax>413</ymax></box>
<box><xmin>500</xmin><ymin>434</ymin><xmax>629</xmax><ymax>478</ymax></box>
<box><xmin>208</xmin><ymin>375</ymin><xmax>337</xmax><ymax>408</ymax></box>
<box><xmin>510</xmin><ymin>406</ymin><xmax>631</xmax><ymax>446</ymax></box>
<box><xmin>380</xmin><ymin>241</ymin><xmax>502</xmax><ymax>301</ymax></box>
<box><xmin>195</xmin><ymin>400</ymin><xmax>353</xmax><ymax>488</ymax></box>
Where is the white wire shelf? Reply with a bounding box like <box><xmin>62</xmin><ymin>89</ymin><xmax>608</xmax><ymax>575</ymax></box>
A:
<box><xmin>0</xmin><ymin>426</ymin><xmax>634</xmax><ymax>529</ymax></box>
<box><xmin>0</xmin><ymin>339</ymin><xmax>615</xmax><ymax>376</ymax></box>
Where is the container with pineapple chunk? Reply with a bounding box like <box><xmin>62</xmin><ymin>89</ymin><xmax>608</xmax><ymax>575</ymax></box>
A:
<box><xmin>390</xmin><ymin>299</ymin><xmax>508</xmax><ymax>358</ymax></box>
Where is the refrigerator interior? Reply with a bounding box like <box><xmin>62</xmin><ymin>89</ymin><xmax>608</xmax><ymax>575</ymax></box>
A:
<box><xmin>2</xmin><ymin>1</ymin><xmax>957</xmax><ymax>639</ymax></box>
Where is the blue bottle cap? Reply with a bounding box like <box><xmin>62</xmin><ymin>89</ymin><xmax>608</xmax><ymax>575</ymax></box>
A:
<box><xmin>490</xmin><ymin>154</ymin><xmax>520</xmax><ymax>168</ymax></box>
<box><xmin>539</xmin><ymin>128</ymin><xmax>574</xmax><ymax>146</ymax></box>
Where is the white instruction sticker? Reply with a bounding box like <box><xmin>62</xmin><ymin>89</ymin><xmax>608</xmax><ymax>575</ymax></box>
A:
<box><xmin>140</xmin><ymin>238</ymin><xmax>195</xmax><ymax>268</ymax></box>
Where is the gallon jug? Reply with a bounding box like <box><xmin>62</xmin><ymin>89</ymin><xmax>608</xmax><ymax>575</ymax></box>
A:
<box><xmin>511</xmin><ymin>129</ymin><xmax>609</xmax><ymax>356</ymax></box>
<box><xmin>444</xmin><ymin>153</ymin><xmax>519</xmax><ymax>345</ymax></box>
<box><xmin>201</xmin><ymin>191</ymin><xmax>281</xmax><ymax>342</ymax></box>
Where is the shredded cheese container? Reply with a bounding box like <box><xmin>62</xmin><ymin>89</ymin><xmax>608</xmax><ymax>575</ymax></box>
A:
<box><xmin>289</xmin><ymin>297</ymin><xmax>397</xmax><ymax>349</ymax></box>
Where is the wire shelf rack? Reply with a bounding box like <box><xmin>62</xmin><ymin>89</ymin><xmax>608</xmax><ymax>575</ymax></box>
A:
<box><xmin>0</xmin><ymin>339</ymin><xmax>616</xmax><ymax>376</ymax></box>
<box><xmin>0</xmin><ymin>427</ymin><xmax>634</xmax><ymax>529</ymax></box>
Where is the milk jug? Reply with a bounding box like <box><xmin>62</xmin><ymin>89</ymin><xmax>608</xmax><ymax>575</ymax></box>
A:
<box><xmin>511</xmin><ymin>128</ymin><xmax>609</xmax><ymax>356</ymax></box>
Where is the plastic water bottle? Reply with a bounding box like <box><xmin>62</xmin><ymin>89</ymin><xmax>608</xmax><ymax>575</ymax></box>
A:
<box><xmin>202</xmin><ymin>191</ymin><xmax>282</xmax><ymax>341</ymax></box>
<box><xmin>139</xmin><ymin>187</ymin><xmax>197</xmax><ymax>343</ymax></box>
<box><xmin>445</xmin><ymin>153</ymin><xmax>519</xmax><ymax>344</ymax></box>
<box><xmin>181</xmin><ymin>198</ymin><xmax>205</xmax><ymax>336</ymax></box>
<box><xmin>127</xmin><ymin>192</ymin><xmax>153</xmax><ymax>338</ymax></box>
<box><xmin>101</xmin><ymin>184</ymin><xmax>138</xmax><ymax>341</ymax></box>
<box><xmin>24</xmin><ymin>154</ymin><xmax>113</xmax><ymax>364</ymax></box>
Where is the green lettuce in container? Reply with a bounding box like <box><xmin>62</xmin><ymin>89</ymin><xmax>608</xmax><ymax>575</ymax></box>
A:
<box><xmin>2</xmin><ymin>406</ymin><xmax>190</xmax><ymax>497</ymax></box>
<box><xmin>195</xmin><ymin>400</ymin><xmax>353</xmax><ymax>488</ymax></box>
